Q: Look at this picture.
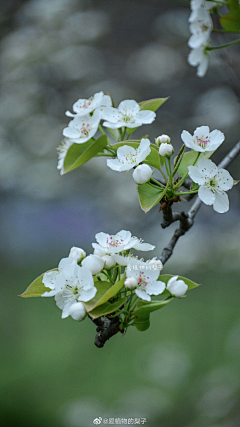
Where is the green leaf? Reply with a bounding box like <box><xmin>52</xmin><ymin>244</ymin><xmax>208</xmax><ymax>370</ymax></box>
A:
<box><xmin>63</xmin><ymin>135</ymin><xmax>108</xmax><ymax>174</ymax></box>
<box><xmin>19</xmin><ymin>269</ymin><xmax>57</xmax><ymax>297</ymax></box>
<box><xmin>177</xmin><ymin>150</ymin><xmax>214</xmax><ymax>178</ymax></box>
<box><xmin>88</xmin><ymin>297</ymin><xmax>127</xmax><ymax>319</ymax></box>
<box><xmin>220</xmin><ymin>10</ymin><xmax>240</xmax><ymax>31</ymax></box>
<box><xmin>84</xmin><ymin>278</ymin><xmax>125</xmax><ymax>312</ymax></box>
<box><xmin>112</xmin><ymin>141</ymin><xmax>161</xmax><ymax>170</ymax></box>
<box><xmin>159</xmin><ymin>274</ymin><xmax>201</xmax><ymax>292</ymax></box>
<box><xmin>139</xmin><ymin>97</ymin><xmax>169</xmax><ymax>112</ymax></box>
<box><xmin>227</xmin><ymin>0</ymin><xmax>239</xmax><ymax>11</ymax></box>
<box><xmin>134</xmin><ymin>298</ymin><xmax>173</xmax><ymax>331</ymax></box>
<box><xmin>137</xmin><ymin>181</ymin><xmax>164</xmax><ymax>213</ymax></box>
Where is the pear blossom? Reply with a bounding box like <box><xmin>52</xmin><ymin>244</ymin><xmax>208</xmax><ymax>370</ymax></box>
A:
<box><xmin>63</xmin><ymin>109</ymin><xmax>101</xmax><ymax>144</ymax></box>
<box><xmin>188</xmin><ymin>43</ymin><xmax>210</xmax><ymax>77</ymax></box>
<box><xmin>53</xmin><ymin>263</ymin><xmax>97</xmax><ymax>318</ymax></box>
<box><xmin>69</xmin><ymin>302</ymin><xmax>86</xmax><ymax>321</ymax></box>
<box><xmin>107</xmin><ymin>138</ymin><xmax>151</xmax><ymax>172</ymax></box>
<box><xmin>181</xmin><ymin>126</ymin><xmax>224</xmax><ymax>152</ymax></box>
<box><xmin>65</xmin><ymin>91</ymin><xmax>112</xmax><ymax>117</ymax></box>
<box><xmin>42</xmin><ymin>255</ymin><xmax>77</xmax><ymax>297</ymax></box>
<box><xmin>167</xmin><ymin>276</ymin><xmax>188</xmax><ymax>297</ymax></box>
<box><xmin>69</xmin><ymin>246</ymin><xmax>86</xmax><ymax>261</ymax></box>
<box><xmin>102</xmin><ymin>255</ymin><xmax>116</xmax><ymax>270</ymax></box>
<box><xmin>132</xmin><ymin>164</ymin><xmax>153</xmax><ymax>184</ymax></box>
<box><xmin>156</xmin><ymin>134</ymin><xmax>171</xmax><ymax>146</ymax></box>
<box><xmin>102</xmin><ymin>100</ymin><xmax>156</xmax><ymax>129</ymax></box>
<box><xmin>188</xmin><ymin>8</ymin><xmax>212</xmax><ymax>49</ymax></box>
<box><xmin>81</xmin><ymin>254</ymin><xmax>104</xmax><ymax>275</ymax></box>
<box><xmin>159</xmin><ymin>143</ymin><xmax>174</xmax><ymax>157</ymax></box>
<box><xmin>126</xmin><ymin>259</ymin><xmax>165</xmax><ymax>302</ymax></box>
<box><xmin>92</xmin><ymin>230</ymin><xmax>155</xmax><ymax>255</ymax></box>
<box><xmin>57</xmin><ymin>139</ymin><xmax>73</xmax><ymax>175</ymax></box>
<box><xmin>188</xmin><ymin>158</ymin><xmax>234</xmax><ymax>213</ymax></box>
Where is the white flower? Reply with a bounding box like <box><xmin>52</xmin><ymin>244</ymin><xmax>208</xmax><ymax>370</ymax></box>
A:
<box><xmin>54</xmin><ymin>263</ymin><xmax>97</xmax><ymax>318</ymax></box>
<box><xmin>132</xmin><ymin>164</ymin><xmax>153</xmax><ymax>184</ymax></box>
<box><xmin>156</xmin><ymin>134</ymin><xmax>171</xmax><ymax>146</ymax></box>
<box><xmin>189</xmin><ymin>0</ymin><xmax>205</xmax><ymax>23</ymax></box>
<box><xmin>181</xmin><ymin>125</ymin><xmax>224</xmax><ymax>152</ymax></box>
<box><xmin>188</xmin><ymin>8</ymin><xmax>212</xmax><ymax>49</ymax></box>
<box><xmin>63</xmin><ymin>109</ymin><xmax>101</xmax><ymax>144</ymax></box>
<box><xmin>188</xmin><ymin>43</ymin><xmax>210</xmax><ymax>77</ymax></box>
<box><xmin>102</xmin><ymin>255</ymin><xmax>116</xmax><ymax>270</ymax></box>
<box><xmin>42</xmin><ymin>256</ymin><xmax>76</xmax><ymax>297</ymax></box>
<box><xmin>68</xmin><ymin>302</ymin><xmax>86</xmax><ymax>321</ymax></box>
<box><xmin>102</xmin><ymin>99</ymin><xmax>156</xmax><ymax>129</ymax></box>
<box><xmin>69</xmin><ymin>246</ymin><xmax>86</xmax><ymax>261</ymax></box>
<box><xmin>81</xmin><ymin>254</ymin><xmax>104</xmax><ymax>275</ymax></box>
<box><xmin>188</xmin><ymin>158</ymin><xmax>234</xmax><ymax>213</ymax></box>
<box><xmin>107</xmin><ymin>138</ymin><xmax>151</xmax><ymax>172</ymax></box>
<box><xmin>111</xmin><ymin>254</ymin><xmax>132</xmax><ymax>266</ymax></box>
<box><xmin>167</xmin><ymin>276</ymin><xmax>188</xmax><ymax>297</ymax></box>
<box><xmin>65</xmin><ymin>91</ymin><xmax>112</xmax><ymax>117</ymax></box>
<box><xmin>126</xmin><ymin>259</ymin><xmax>165</xmax><ymax>302</ymax></box>
<box><xmin>124</xmin><ymin>277</ymin><xmax>138</xmax><ymax>289</ymax></box>
<box><xmin>92</xmin><ymin>230</ymin><xmax>155</xmax><ymax>255</ymax></box>
<box><xmin>159</xmin><ymin>143</ymin><xmax>174</xmax><ymax>157</ymax></box>
<box><xmin>57</xmin><ymin>139</ymin><xmax>73</xmax><ymax>175</ymax></box>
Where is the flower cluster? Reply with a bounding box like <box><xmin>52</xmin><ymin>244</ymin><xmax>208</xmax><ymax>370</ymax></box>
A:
<box><xmin>58</xmin><ymin>92</ymin><xmax>156</xmax><ymax>175</ymax></box>
<box><xmin>37</xmin><ymin>230</ymin><xmax>189</xmax><ymax>327</ymax></box>
<box><xmin>188</xmin><ymin>0</ymin><xmax>214</xmax><ymax>77</ymax></box>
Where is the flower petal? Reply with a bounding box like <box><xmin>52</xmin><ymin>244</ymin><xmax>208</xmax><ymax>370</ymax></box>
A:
<box><xmin>135</xmin><ymin>288</ymin><xmax>151</xmax><ymax>302</ymax></box>
<box><xmin>145</xmin><ymin>280</ymin><xmax>165</xmax><ymax>295</ymax></box>
<box><xmin>217</xmin><ymin>169</ymin><xmax>233</xmax><ymax>191</ymax></box>
<box><xmin>198</xmin><ymin>185</ymin><xmax>215</xmax><ymax>205</ymax></box>
<box><xmin>213</xmin><ymin>191</ymin><xmax>229</xmax><ymax>213</ymax></box>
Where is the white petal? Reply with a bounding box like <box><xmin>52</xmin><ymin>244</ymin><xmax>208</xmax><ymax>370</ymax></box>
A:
<box><xmin>145</xmin><ymin>280</ymin><xmax>165</xmax><ymax>295</ymax></box>
<box><xmin>217</xmin><ymin>169</ymin><xmax>233</xmax><ymax>191</ymax></box>
<box><xmin>135</xmin><ymin>288</ymin><xmax>151</xmax><ymax>302</ymax></box>
<box><xmin>79</xmin><ymin>286</ymin><xmax>97</xmax><ymax>302</ymax></box>
<box><xmin>197</xmin><ymin>55</ymin><xmax>209</xmax><ymax>78</ymax></box>
<box><xmin>213</xmin><ymin>191</ymin><xmax>229</xmax><ymax>213</ymax></box>
<box><xmin>181</xmin><ymin>130</ymin><xmax>195</xmax><ymax>149</ymax></box>
<box><xmin>133</xmin><ymin>242</ymin><xmax>155</xmax><ymax>251</ymax></box>
<box><xmin>197</xmin><ymin>158</ymin><xmax>218</xmax><ymax>176</ymax></box>
<box><xmin>137</xmin><ymin>110</ymin><xmax>156</xmax><ymax>124</ymax></box>
<box><xmin>198</xmin><ymin>185</ymin><xmax>215</xmax><ymax>205</ymax></box>
<box><xmin>118</xmin><ymin>100</ymin><xmax>140</xmax><ymax>115</ymax></box>
<box><xmin>117</xmin><ymin>145</ymin><xmax>136</xmax><ymax>162</ymax></box>
<box><xmin>208</xmin><ymin>129</ymin><xmax>225</xmax><ymax>150</ymax></box>
<box><xmin>188</xmin><ymin>165</ymin><xmax>205</xmax><ymax>185</ymax></box>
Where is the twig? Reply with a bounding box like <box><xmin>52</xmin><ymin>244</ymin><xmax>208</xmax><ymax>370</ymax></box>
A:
<box><xmin>160</xmin><ymin>141</ymin><xmax>240</xmax><ymax>265</ymax></box>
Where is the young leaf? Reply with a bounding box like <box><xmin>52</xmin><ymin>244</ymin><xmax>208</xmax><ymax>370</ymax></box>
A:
<box><xmin>220</xmin><ymin>10</ymin><xmax>240</xmax><ymax>31</ymax></box>
<box><xmin>63</xmin><ymin>135</ymin><xmax>108</xmax><ymax>174</ymax></box>
<box><xmin>177</xmin><ymin>150</ymin><xmax>214</xmax><ymax>177</ymax></box>
<box><xmin>227</xmin><ymin>0</ymin><xmax>239</xmax><ymax>11</ymax></box>
<box><xmin>139</xmin><ymin>97</ymin><xmax>169</xmax><ymax>112</ymax></box>
<box><xmin>19</xmin><ymin>270</ymin><xmax>57</xmax><ymax>297</ymax></box>
<box><xmin>137</xmin><ymin>182</ymin><xmax>164</xmax><ymax>213</ymax></box>
<box><xmin>84</xmin><ymin>278</ymin><xmax>125</xmax><ymax>312</ymax></box>
<box><xmin>134</xmin><ymin>298</ymin><xmax>173</xmax><ymax>331</ymax></box>
<box><xmin>88</xmin><ymin>297</ymin><xmax>127</xmax><ymax>320</ymax></box>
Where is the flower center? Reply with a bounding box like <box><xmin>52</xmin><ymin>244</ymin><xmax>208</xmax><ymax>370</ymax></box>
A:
<box><xmin>195</xmin><ymin>135</ymin><xmax>210</xmax><ymax>148</ymax></box>
<box><xmin>107</xmin><ymin>236</ymin><xmax>124</xmax><ymax>248</ymax></box>
<box><xmin>137</xmin><ymin>271</ymin><xmax>149</xmax><ymax>290</ymax></box>
<box><xmin>122</xmin><ymin>152</ymin><xmax>137</xmax><ymax>164</ymax></box>
<box><xmin>78</xmin><ymin>98</ymin><xmax>93</xmax><ymax>110</ymax></box>
<box><xmin>76</xmin><ymin>122</ymin><xmax>92</xmax><ymax>137</ymax></box>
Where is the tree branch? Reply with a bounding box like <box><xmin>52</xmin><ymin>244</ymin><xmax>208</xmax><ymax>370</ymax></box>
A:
<box><xmin>160</xmin><ymin>141</ymin><xmax>240</xmax><ymax>265</ymax></box>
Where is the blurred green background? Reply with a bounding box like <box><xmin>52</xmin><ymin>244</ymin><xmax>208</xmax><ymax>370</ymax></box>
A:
<box><xmin>1</xmin><ymin>0</ymin><xmax>240</xmax><ymax>426</ymax></box>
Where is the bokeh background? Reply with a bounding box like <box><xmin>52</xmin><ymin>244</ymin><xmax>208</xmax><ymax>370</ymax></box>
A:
<box><xmin>1</xmin><ymin>0</ymin><xmax>240</xmax><ymax>426</ymax></box>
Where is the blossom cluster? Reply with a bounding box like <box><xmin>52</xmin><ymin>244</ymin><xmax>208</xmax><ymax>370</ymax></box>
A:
<box><xmin>188</xmin><ymin>0</ymin><xmax>215</xmax><ymax>77</ymax></box>
<box><xmin>41</xmin><ymin>229</ymin><xmax>188</xmax><ymax>322</ymax></box>
<box><xmin>58</xmin><ymin>92</ymin><xmax>156</xmax><ymax>174</ymax></box>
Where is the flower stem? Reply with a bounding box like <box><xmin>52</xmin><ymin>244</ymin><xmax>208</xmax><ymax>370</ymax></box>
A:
<box><xmin>207</xmin><ymin>38</ymin><xmax>240</xmax><ymax>51</ymax></box>
<box><xmin>151</xmin><ymin>177</ymin><xmax>165</xmax><ymax>188</ymax></box>
<box><xmin>174</xmin><ymin>189</ymin><xmax>199</xmax><ymax>196</ymax></box>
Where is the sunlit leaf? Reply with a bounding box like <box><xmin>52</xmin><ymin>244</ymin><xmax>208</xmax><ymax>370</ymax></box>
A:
<box><xmin>137</xmin><ymin>181</ymin><xmax>164</xmax><ymax>213</ymax></box>
<box><xmin>134</xmin><ymin>298</ymin><xmax>173</xmax><ymax>331</ymax></box>
<box><xmin>139</xmin><ymin>97</ymin><xmax>169</xmax><ymax>112</ymax></box>
<box><xmin>84</xmin><ymin>278</ymin><xmax>125</xmax><ymax>312</ymax></box>
<box><xmin>19</xmin><ymin>270</ymin><xmax>57</xmax><ymax>297</ymax></box>
<box><xmin>220</xmin><ymin>10</ymin><xmax>240</xmax><ymax>31</ymax></box>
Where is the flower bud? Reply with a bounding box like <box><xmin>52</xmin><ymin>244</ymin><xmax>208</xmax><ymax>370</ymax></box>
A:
<box><xmin>69</xmin><ymin>302</ymin><xmax>86</xmax><ymax>320</ymax></box>
<box><xmin>102</xmin><ymin>255</ymin><xmax>116</xmax><ymax>270</ymax></box>
<box><xmin>69</xmin><ymin>246</ymin><xmax>86</xmax><ymax>261</ymax></box>
<box><xmin>82</xmin><ymin>254</ymin><xmax>104</xmax><ymax>275</ymax></box>
<box><xmin>159</xmin><ymin>143</ymin><xmax>174</xmax><ymax>157</ymax></box>
<box><xmin>132</xmin><ymin>164</ymin><xmax>153</xmax><ymax>184</ymax></box>
<box><xmin>125</xmin><ymin>277</ymin><xmax>138</xmax><ymax>289</ymax></box>
<box><xmin>156</xmin><ymin>134</ymin><xmax>171</xmax><ymax>146</ymax></box>
<box><xmin>167</xmin><ymin>276</ymin><xmax>188</xmax><ymax>297</ymax></box>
